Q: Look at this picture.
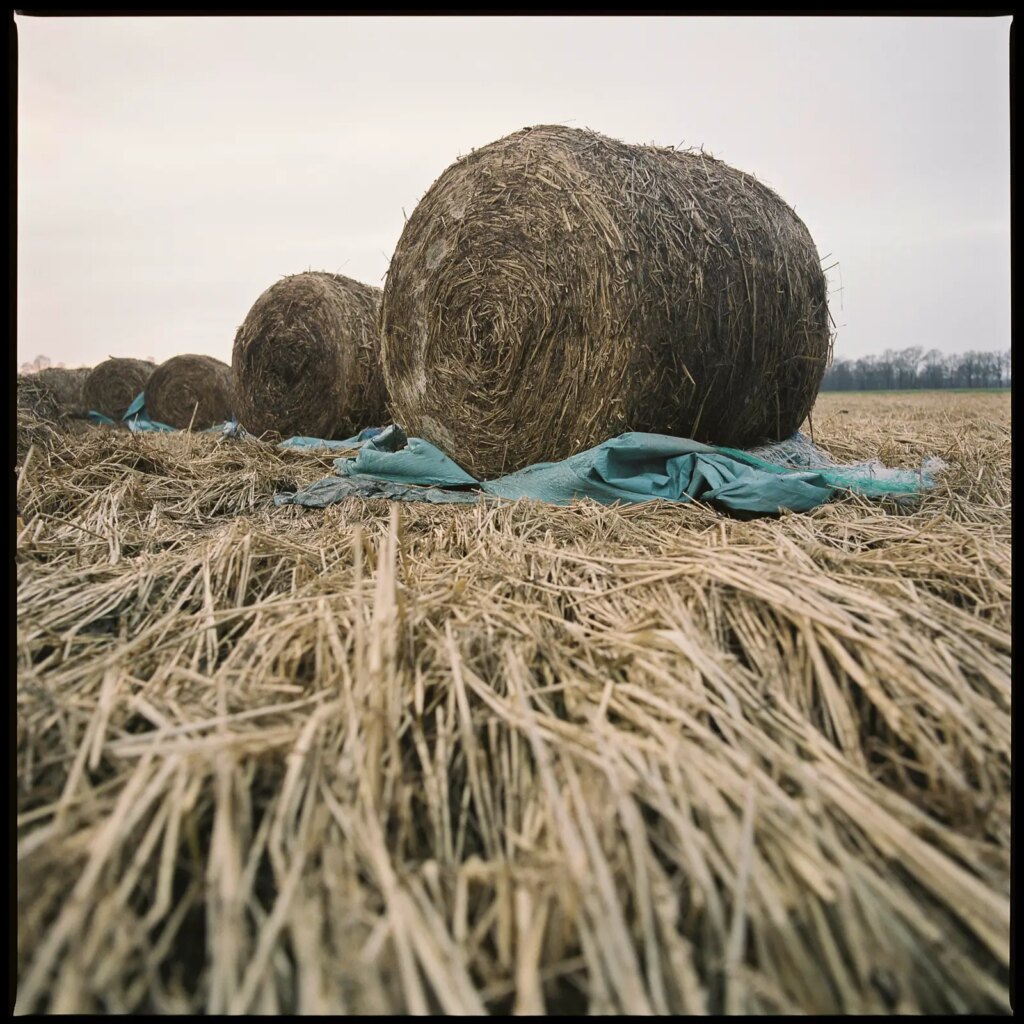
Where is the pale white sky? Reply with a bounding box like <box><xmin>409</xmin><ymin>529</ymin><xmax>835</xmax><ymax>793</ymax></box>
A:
<box><xmin>16</xmin><ymin>15</ymin><xmax>1011</xmax><ymax>369</ymax></box>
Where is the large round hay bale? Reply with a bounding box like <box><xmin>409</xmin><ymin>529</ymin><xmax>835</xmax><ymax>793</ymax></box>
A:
<box><xmin>381</xmin><ymin>124</ymin><xmax>833</xmax><ymax>478</ymax></box>
<box><xmin>27</xmin><ymin>367</ymin><xmax>92</xmax><ymax>418</ymax></box>
<box><xmin>146</xmin><ymin>354</ymin><xmax>234</xmax><ymax>429</ymax></box>
<box><xmin>232</xmin><ymin>272</ymin><xmax>387</xmax><ymax>440</ymax></box>
<box><xmin>82</xmin><ymin>357</ymin><xmax>155</xmax><ymax>420</ymax></box>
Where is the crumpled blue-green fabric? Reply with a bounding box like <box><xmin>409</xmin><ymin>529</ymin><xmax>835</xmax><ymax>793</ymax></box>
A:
<box><xmin>126</xmin><ymin>413</ymin><xmax>176</xmax><ymax>434</ymax></box>
<box><xmin>730</xmin><ymin>435</ymin><xmax>947</xmax><ymax>499</ymax></box>
<box><xmin>333</xmin><ymin>426</ymin><xmax>478</xmax><ymax>489</ymax></box>
<box><xmin>480</xmin><ymin>433</ymin><xmax>836</xmax><ymax>512</ymax></box>
<box><xmin>275</xmin><ymin>429</ymin><xmax>856</xmax><ymax>515</ymax></box>
<box><xmin>278</xmin><ymin>426</ymin><xmax>385</xmax><ymax>452</ymax></box>
<box><xmin>120</xmin><ymin>392</ymin><xmax>173</xmax><ymax>431</ymax></box>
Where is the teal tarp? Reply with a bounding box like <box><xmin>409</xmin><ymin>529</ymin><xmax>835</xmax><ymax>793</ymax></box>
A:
<box><xmin>480</xmin><ymin>433</ymin><xmax>835</xmax><ymax>512</ymax></box>
<box><xmin>278</xmin><ymin>427</ymin><xmax>386</xmax><ymax>452</ymax></box>
<box><xmin>82</xmin><ymin>401</ymin><xmax>943</xmax><ymax>517</ymax></box>
<box><xmin>274</xmin><ymin>426</ymin><xmax>942</xmax><ymax>516</ymax></box>
<box><xmin>335</xmin><ymin>427</ymin><xmax>478</xmax><ymax>488</ymax></box>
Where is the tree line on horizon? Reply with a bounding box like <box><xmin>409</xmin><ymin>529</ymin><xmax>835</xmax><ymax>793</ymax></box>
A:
<box><xmin>820</xmin><ymin>347</ymin><xmax>1010</xmax><ymax>391</ymax></box>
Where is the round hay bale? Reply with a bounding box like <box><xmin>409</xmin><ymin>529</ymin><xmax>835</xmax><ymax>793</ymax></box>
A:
<box><xmin>18</xmin><ymin>367</ymin><xmax>91</xmax><ymax>422</ymax></box>
<box><xmin>82</xmin><ymin>358</ymin><xmax>155</xmax><ymax>420</ymax></box>
<box><xmin>17</xmin><ymin>374</ymin><xmax>62</xmax><ymax>425</ymax></box>
<box><xmin>232</xmin><ymin>272</ymin><xmax>386</xmax><ymax>440</ymax></box>
<box><xmin>146</xmin><ymin>354</ymin><xmax>234</xmax><ymax>429</ymax></box>
<box><xmin>17</xmin><ymin>371</ymin><xmax>94</xmax><ymax>456</ymax></box>
<box><xmin>32</xmin><ymin>367</ymin><xmax>92</xmax><ymax>417</ymax></box>
<box><xmin>381</xmin><ymin>124</ymin><xmax>833</xmax><ymax>478</ymax></box>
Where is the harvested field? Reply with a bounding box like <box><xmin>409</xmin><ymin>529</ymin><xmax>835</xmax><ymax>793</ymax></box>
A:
<box><xmin>15</xmin><ymin>391</ymin><xmax>1011</xmax><ymax>1014</ymax></box>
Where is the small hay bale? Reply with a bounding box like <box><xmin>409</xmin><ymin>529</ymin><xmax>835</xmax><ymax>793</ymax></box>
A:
<box><xmin>381</xmin><ymin>124</ymin><xmax>833</xmax><ymax>478</ymax></box>
<box><xmin>82</xmin><ymin>357</ymin><xmax>155</xmax><ymax>420</ymax></box>
<box><xmin>16</xmin><ymin>376</ymin><xmax>62</xmax><ymax>456</ymax></box>
<box><xmin>32</xmin><ymin>367</ymin><xmax>92</xmax><ymax>417</ymax></box>
<box><xmin>16</xmin><ymin>371</ymin><xmax>92</xmax><ymax>457</ymax></box>
<box><xmin>17</xmin><ymin>374</ymin><xmax>63</xmax><ymax>426</ymax></box>
<box><xmin>232</xmin><ymin>271</ymin><xmax>387</xmax><ymax>440</ymax></box>
<box><xmin>146</xmin><ymin>354</ymin><xmax>234</xmax><ymax>429</ymax></box>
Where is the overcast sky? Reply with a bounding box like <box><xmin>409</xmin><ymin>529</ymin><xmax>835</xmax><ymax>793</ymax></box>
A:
<box><xmin>16</xmin><ymin>15</ymin><xmax>1011</xmax><ymax>369</ymax></box>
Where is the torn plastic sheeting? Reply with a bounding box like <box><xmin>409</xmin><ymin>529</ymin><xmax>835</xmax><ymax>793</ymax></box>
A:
<box><xmin>478</xmin><ymin>433</ymin><xmax>837</xmax><ymax>512</ymax></box>
<box><xmin>277</xmin><ymin>426</ymin><xmax>387</xmax><ymax>452</ymax></box>
<box><xmin>333</xmin><ymin>427</ymin><xmax>477</xmax><ymax>489</ymax></box>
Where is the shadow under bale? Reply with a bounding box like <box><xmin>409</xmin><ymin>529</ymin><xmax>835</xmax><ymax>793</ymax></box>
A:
<box><xmin>232</xmin><ymin>271</ymin><xmax>387</xmax><ymax>441</ymax></box>
<box><xmin>83</xmin><ymin>357</ymin><xmax>155</xmax><ymax>420</ymax></box>
<box><xmin>146</xmin><ymin>354</ymin><xmax>234</xmax><ymax>429</ymax></box>
<box><xmin>381</xmin><ymin>124</ymin><xmax>833</xmax><ymax>478</ymax></box>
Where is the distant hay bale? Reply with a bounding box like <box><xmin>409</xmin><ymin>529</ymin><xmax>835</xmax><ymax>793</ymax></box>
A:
<box><xmin>232</xmin><ymin>272</ymin><xmax>387</xmax><ymax>440</ymax></box>
<box><xmin>17</xmin><ymin>367</ymin><xmax>91</xmax><ymax>424</ymax></box>
<box><xmin>83</xmin><ymin>358</ymin><xmax>155</xmax><ymax>420</ymax></box>
<box><xmin>381</xmin><ymin>124</ymin><xmax>833</xmax><ymax>478</ymax></box>
<box><xmin>16</xmin><ymin>370</ymin><xmax>92</xmax><ymax>456</ymax></box>
<box><xmin>17</xmin><ymin>375</ymin><xmax>61</xmax><ymax>423</ymax></box>
<box><xmin>146</xmin><ymin>354</ymin><xmax>234</xmax><ymax>429</ymax></box>
<box><xmin>32</xmin><ymin>367</ymin><xmax>92</xmax><ymax>417</ymax></box>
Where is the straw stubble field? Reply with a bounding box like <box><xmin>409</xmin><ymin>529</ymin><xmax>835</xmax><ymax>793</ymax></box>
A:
<box><xmin>15</xmin><ymin>390</ymin><xmax>1011</xmax><ymax>1014</ymax></box>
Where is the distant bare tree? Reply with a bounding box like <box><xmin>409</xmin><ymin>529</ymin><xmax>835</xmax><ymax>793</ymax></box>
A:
<box><xmin>19</xmin><ymin>355</ymin><xmax>53</xmax><ymax>374</ymax></box>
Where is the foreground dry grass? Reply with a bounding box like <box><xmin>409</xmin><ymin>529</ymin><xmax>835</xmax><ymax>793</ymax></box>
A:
<box><xmin>16</xmin><ymin>391</ymin><xmax>1011</xmax><ymax>1013</ymax></box>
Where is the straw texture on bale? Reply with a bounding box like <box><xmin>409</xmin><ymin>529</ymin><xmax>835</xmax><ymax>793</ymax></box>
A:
<box><xmin>16</xmin><ymin>374</ymin><xmax>84</xmax><ymax>458</ymax></box>
<box><xmin>82</xmin><ymin>357</ymin><xmax>155</xmax><ymax>420</ymax></box>
<box><xmin>17</xmin><ymin>375</ymin><xmax>61</xmax><ymax>424</ymax></box>
<box><xmin>381</xmin><ymin>125</ymin><xmax>833</xmax><ymax>478</ymax></box>
<box><xmin>146</xmin><ymin>353</ymin><xmax>234</xmax><ymax>429</ymax></box>
<box><xmin>232</xmin><ymin>272</ymin><xmax>387</xmax><ymax>441</ymax></box>
<box><xmin>17</xmin><ymin>368</ymin><xmax>88</xmax><ymax>424</ymax></box>
<box><xmin>31</xmin><ymin>366</ymin><xmax>92</xmax><ymax>417</ymax></box>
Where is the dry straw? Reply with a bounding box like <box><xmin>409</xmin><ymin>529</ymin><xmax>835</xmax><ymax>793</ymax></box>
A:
<box><xmin>232</xmin><ymin>271</ymin><xmax>387</xmax><ymax>441</ymax></box>
<box><xmin>14</xmin><ymin>391</ymin><xmax>1010</xmax><ymax>1013</ymax></box>
<box><xmin>83</xmin><ymin>357</ymin><xmax>155</xmax><ymax>420</ymax></box>
<box><xmin>32</xmin><ymin>367</ymin><xmax>92</xmax><ymax>416</ymax></box>
<box><xmin>146</xmin><ymin>353</ymin><xmax>234</xmax><ymax>429</ymax></box>
<box><xmin>16</xmin><ymin>369</ymin><xmax>92</xmax><ymax>457</ymax></box>
<box><xmin>382</xmin><ymin>125</ymin><xmax>833</xmax><ymax>478</ymax></box>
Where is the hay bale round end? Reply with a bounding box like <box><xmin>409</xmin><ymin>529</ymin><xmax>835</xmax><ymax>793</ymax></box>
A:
<box><xmin>232</xmin><ymin>272</ymin><xmax>387</xmax><ymax>440</ymax></box>
<box><xmin>146</xmin><ymin>354</ymin><xmax>234</xmax><ymax>429</ymax></box>
<box><xmin>26</xmin><ymin>367</ymin><xmax>92</xmax><ymax>419</ymax></box>
<box><xmin>381</xmin><ymin>124</ymin><xmax>832</xmax><ymax>478</ymax></box>
<box><xmin>83</xmin><ymin>358</ymin><xmax>156</xmax><ymax>420</ymax></box>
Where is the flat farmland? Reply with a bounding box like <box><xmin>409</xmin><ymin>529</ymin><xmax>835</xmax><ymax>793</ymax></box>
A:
<box><xmin>15</xmin><ymin>389</ymin><xmax>1010</xmax><ymax>1014</ymax></box>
